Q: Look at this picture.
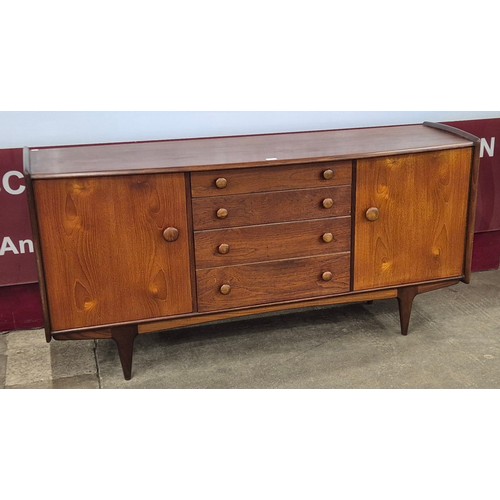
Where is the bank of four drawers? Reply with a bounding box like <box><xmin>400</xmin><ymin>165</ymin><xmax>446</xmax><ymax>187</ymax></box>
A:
<box><xmin>191</xmin><ymin>162</ymin><xmax>353</xmax><ymax>312</ymax></box>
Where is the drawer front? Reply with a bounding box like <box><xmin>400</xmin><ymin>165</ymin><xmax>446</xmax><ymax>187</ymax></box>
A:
<box><xmin>192</xmin><ymin>186</ymin><xmax>351</xmax><ymax>230</ymax></box>
<box><xmin>195</xmin><ymin>217</ymin><xmax>351</xmax><ymax>268</ymax></box>
<box><xmin>191</xmin><ymin>161</ymin><xmax>352</xmax><ymax>197</ymax></box>
<box><xmin>196</xmin><ymin>253</ymin><xmax>351</xmax><ymax>312</ymax></box>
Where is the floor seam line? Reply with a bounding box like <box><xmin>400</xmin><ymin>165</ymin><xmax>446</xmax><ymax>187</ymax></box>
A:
<box><xmin>93</xmin><ymin>340</ymin><xmax>102</xmax><ymax>389</ymax></box>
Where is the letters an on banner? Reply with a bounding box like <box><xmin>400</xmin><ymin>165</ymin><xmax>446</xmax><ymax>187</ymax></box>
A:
<box><xmin>0</xmin><ymin>149</ymin><xmax>38</xmax><ymax>286</ymax></box>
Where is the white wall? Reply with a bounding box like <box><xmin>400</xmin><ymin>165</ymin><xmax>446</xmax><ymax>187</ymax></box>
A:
<box><xmin>1</xmin><ymin>111</ymin><xmax>499</xmax><ymax>149</ymax></box>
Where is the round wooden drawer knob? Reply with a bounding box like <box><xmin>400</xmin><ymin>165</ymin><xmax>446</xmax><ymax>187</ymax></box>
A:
<box><xmin>322</xmin><ymin>232</ymin><xmax>334</xmax><ymax>243</ymax></box>
<box><xmin>322</xmin><ymin>169</ymin><xmax>334</xmax><ymax>180</ymax></box>
<box><xmin>162</xmin><ymin>227</ymin><xmax>179</xmax><ymax>242</ymax></box>
<box><xmin>218</xmin><ymin>243</ymin><xmax>230</xmax><ymax>254</ymax></box>
<box><xmin>322</xmin><ymin>271</ymin><xmax>333</xmax><ymax>282</ymax></box>
<box><xmin>365</xmin><ymin>207</ymin><xmax>380</xmax><ymax>221</ymax></box>
<box><xmin>215</xmin><ymin>177</ymin><xmax>228</xmax><ymax>189</ymax></box>
<box><xmin>216</xmin><ymin>208</ymin><xmax>228</xmax><ymax>219</ymax></box>
<box><xmin>322</xmin><ymin>198</ymin><xmax>334</xmax><ymax>209</ymax></box>
<box><xmin>220</xmin><ymin>284</ymin><xmax>231</xmax><ymax>295</ymax></box>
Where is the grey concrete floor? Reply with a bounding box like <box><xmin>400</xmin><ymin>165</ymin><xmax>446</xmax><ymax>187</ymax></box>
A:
<box><xmin>1</xmin><ymin>269</ymin><xmax>499</xmax><ymax>389</ymax></box>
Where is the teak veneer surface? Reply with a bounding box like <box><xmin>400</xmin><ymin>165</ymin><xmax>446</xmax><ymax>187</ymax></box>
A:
<box><xmin>354</xmin><ymin>149</ymin><xmax>472</xmax><ymax>290</ymax></box>
<box><xmin>28</xmin><ymin>125</ymin><xmax>472</xmax><ymax>178</ymax></box>
<box><xmin>34</xmin><ymin>174</ymin><xmax>193</xmax><ymax>330</ymax></box>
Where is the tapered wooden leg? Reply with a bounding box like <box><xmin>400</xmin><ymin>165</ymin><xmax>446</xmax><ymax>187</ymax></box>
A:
<box><xmin>111</xmin><ymin>326</ymin><xmax>138</xmax><ymax>380</ymax></box>
<box><xmin>397</xmin><ymin>286</ymin><xmax>419</xmax><ymax>336</ymax></box>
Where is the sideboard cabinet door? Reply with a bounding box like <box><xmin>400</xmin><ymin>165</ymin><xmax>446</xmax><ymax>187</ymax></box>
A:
<box><xmin>34</xmin><ymin>174</ymin><xmax>193</xmax><ymax>330</ymax></box>
<box><xmin>354</xmin><ymin>149</ymin><xmax>473</xmax><ymax>291</ymax></box>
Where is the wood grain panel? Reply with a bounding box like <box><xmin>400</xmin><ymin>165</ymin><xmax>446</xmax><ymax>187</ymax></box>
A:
<box><xmin>194</xmin><ymin>217</ymin><xmax>351</xmax><ymax>268</ymax></box>
<box><xmin>197</xmin><ymin>253</ymin><xmax>351</xmax><ymax>312</ymax></box>
<box><xmin>34</xmin><ymin>174</ymin><xmax>193</xmax><ymax>330</ymax></box>
<box><xmin>192</xmin><ymin>186</ymin><xmax>351</xmax><ymax>230</ymax></box>
<box><xmin>354</xmin><ymin>149</ymin><xmax>472</xmax><ymax>290</ymax></box>
<box><xmin>191</xmin><ymin>161</ymin><xmax>352</xmax><ymax>197</ymax></box>
<box><xmin>28</xmin><ymin>125</ymin><xmax>473</xmax><ymax>178</ymax></box>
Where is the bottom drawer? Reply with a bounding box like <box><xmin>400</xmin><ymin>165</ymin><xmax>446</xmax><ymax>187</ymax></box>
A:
<box><xmin>196</xmin><ymin>253</ymin><xmax>351</xmax><ymax>312</ymax></box>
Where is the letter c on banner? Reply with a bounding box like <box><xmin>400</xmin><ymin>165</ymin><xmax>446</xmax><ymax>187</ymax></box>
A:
<box><xmin>2</xmin><ymin>170</ymin><xmax>26</xmax><ymax>195</ymax></box>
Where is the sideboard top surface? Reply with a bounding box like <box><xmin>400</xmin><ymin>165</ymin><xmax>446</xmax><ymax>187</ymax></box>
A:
<box><xmin>27</xmin><ymin>124</ymin><xmax>473</xmax><ymax>179</ymax></box>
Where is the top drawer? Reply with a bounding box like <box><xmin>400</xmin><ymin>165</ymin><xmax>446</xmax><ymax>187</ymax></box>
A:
<box><xmin>191</xmin><ymin>161</ymin><xmax>352</xmax><ymax>197</ymax></box>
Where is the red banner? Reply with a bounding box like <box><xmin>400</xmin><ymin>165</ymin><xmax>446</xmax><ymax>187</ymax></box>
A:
<box><xmin>444</xmin><ymin>118</ymin><xmax>500</xmax><ymax>233</ymax></box>
<box><xmin>0</xmin><ymin>149</ymin><xmax>38</xmax><ymax>286</ymax></box>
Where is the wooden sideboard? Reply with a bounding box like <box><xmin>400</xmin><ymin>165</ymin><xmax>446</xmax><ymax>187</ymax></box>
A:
<box><xmin>24</xmin><ymin>122</ymin><xmax>481</xmax><ymax>380</ymax></box>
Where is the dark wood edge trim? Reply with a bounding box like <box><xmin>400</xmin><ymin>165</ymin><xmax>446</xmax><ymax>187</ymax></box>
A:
<box><xmin>185</xmin><ymin>173</ymin><xmax>199</xmax><ymax>313</ymax></box>
<box><xmin>23</xmin><ymin>154</ymin><xmax>52</xmax><ymax>342</ymax></box>
<box><xmin>352</xmin><ymin>276</ymin><xmax>463</xmax><ymax>295</ymax></box>
<box><xmin>48</xmin><ymin>275</ymin><xmax>463</xmax><ymax>336</ymax></box>
<box><xmin>398</xmin><ymin>280</ymin><xmax>460</xmax><ymax>295</ymax></box>
<box><xmin>53</xmin><ymin>330</ymin><xmax>113</xmax><ymax>341</ymax></box>
<box><xmin>349</xmin><ymin>160</ymin><xmax>357</xmax><ymax>291</ymax></box>
<box><xmin>417</xmin><ymin>280</ymin><xmax>460</xmax><ymax>294</ymax></box>
<box><xmin>463</xmin><ymin>143</ymin><xmax>481</xmax><ymax>283</ymax></box>
<box><xmin>423</xmin><ymin>122</ymin><xmax>480</xmax><ymax>144</ymax></box>
<box><xmin>28</xmin><ymin>144</ymin><xmax>474</xmax><ymax>180</ymax></box>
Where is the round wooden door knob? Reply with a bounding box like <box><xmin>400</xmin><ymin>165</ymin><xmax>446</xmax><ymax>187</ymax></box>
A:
<box><xmin>322</xmin><ymin>232</ymin><xmax>334</xmax><ymax>243</ymax></box>
<box><xmin>365</xmin><ymin>207</ymin><xmax>380</xmax><ymax>221</ymax></box>
<box><xmin>216</xmin><ymin>208</ymin><xmax>229</xmax><ymax>219</ymax></box>
<box><xmin>218</xmin><ymin>243</ymin><xmax>230</xmax><ymax>254</ymax></box>
<box><xmin>322</xmin><ymin>169</ymin><xmax>334</xmax><ymax>180</ymax></box>
<box><xmin>162</xmin><ymin>227</ymin><xmax>179</xmax><ymax>242</ymax></box>
<box><xmin>220</xmin><ymin>284</ymin><xmax>231</xmax><ymax>295</ymax></box>
<box><xmin>322</xmin><ymin>271</ymin><xmax>333</xmax><ymax>282</ymax></box>
<box><xmin>322</xmin><ymin>198</ymin><xmax>334</xmax><ymax>209</ymax></box>
<box><xmin>215</xmin><ymin>177</ymin><xmax>228</xmax><ymax>189</ymax></box>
